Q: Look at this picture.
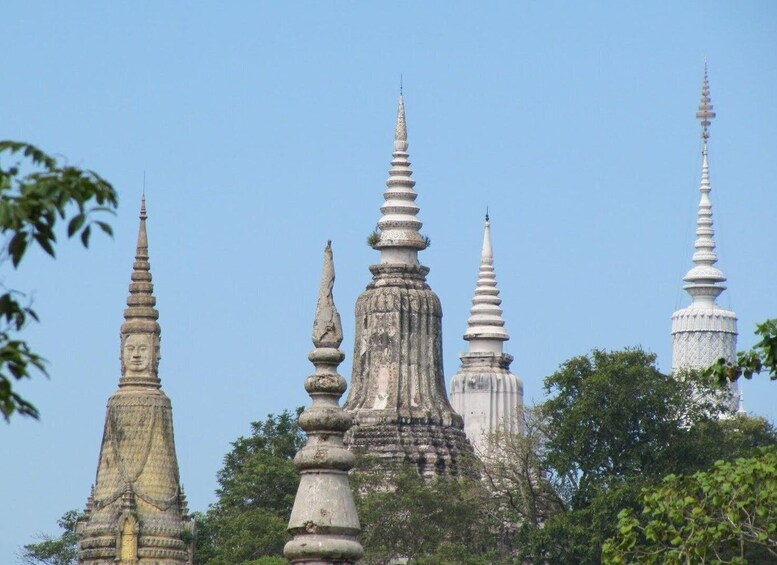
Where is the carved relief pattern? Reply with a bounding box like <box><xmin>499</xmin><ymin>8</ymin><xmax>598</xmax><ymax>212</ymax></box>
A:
<box><xmin>344</xmin><ymin>264</ymin><xmax>473</xmax><ymax>476</ymax></box>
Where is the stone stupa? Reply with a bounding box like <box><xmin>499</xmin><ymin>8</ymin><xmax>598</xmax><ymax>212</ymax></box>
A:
<box><xmin>450</xmin><ymin>213</ymin><xmax>523</xmax><ymax>454</ymax></box>
<box><xmin>77</xmin><ymin>199</ymin><xmax>194</xmax><ymax>565</ymax></box>
<box><xmin>343</xmin><ymin>95</ymin><xmax>473</xmax><ymax>476</ymax></box>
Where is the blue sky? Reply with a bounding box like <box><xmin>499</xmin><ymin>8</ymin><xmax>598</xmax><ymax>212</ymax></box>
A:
<box><xmin>2</xmin><ymin>2</ymin><xmax>776</xmax><ymax>561</ymax></box>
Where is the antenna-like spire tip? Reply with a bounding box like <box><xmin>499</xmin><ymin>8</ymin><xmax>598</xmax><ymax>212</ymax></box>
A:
<box><xmin>696</xmin><ymin>63</ymin><xmax>715</xmax><ymax>141</ymax></box>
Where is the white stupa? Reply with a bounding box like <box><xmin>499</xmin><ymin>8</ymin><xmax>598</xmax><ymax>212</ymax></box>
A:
<box><xmin>450</xmin><ymin>214</ymin><xmax>523</xmax><ymax>454</ymax></box>
<box><xmin>670</xmin><ymin>65</ymin><xmax>739</xmax><ymax>412</ymax></box>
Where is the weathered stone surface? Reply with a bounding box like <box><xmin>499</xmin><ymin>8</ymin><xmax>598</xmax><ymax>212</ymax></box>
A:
<box><xmin>345</xmin><ymin>263</ymin><xmax>473</xmax><ymax>476</ymax></box>
<box><xmin>344</xmin><ymin>97</ymin><xmax>473</xmax><ymax>476</ymax></box>
<box><xmin>285</xmin><ymin>242</ymin><xmax>363</xmax><ymax>564</ymax></box>
<box><xmin>77</xmin><ymin>199</ymin><xmax>193</xmax><ymax>565</ymax></box>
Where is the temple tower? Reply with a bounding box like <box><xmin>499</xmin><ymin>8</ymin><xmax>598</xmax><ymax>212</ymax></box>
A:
<box><xmin>343</xmin><ymin>95</ymin><xmax>473</xmax><ymax>476</ymax></box>
<box><xmin>285</xmin><ymin>242</ymin><xmax>363</xmax><ymax>564</ymax></box>
<box><xmin>450</xmin><ymin>214</ymin><xmax>523</xmax><ymax>454</ymax></box>
<box><xmin>670</xmin><ymin>66</ymin><xmax>739</xmax><ymax>411</ymax></box>
<box><xmin>77</xmin><ymin>199</ymin><xmax>194</xmax><ymax>565</ymax></box>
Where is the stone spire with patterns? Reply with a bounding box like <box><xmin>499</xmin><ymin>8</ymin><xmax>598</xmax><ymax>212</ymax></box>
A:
<box><xmin>450</xmin><ymin>214</ymin><xmax>523</xmax><ymax>454</ymax></box>
<box><xmin>77</xmin><ymin>198</ymin><xmax>194</xmax><ymax>565</ymax></box>
<box><xmin>344</xmin><ymin>95</ymin><xmax>473</xmax><ymax>476</ymax></box>
<box><xmin>671</xmin><ymin>65</ymin><xmax>739</xmax><ymax>412</ymax></box>
<box><xmin>285</xmin><ymin>241</ymin><xmax>363</xmax><ymax>564</ymax></box>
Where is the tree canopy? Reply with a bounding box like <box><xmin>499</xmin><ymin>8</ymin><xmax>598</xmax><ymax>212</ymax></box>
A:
<box><xmin>19</xmin><ymin>510</ymin><xmax>81</xmax><ymax>565</ymax></box>
<box><xmin>603</xmin><ymin>448</ymin><xmax>777</xmax><ymax>564</ymax></box>
<box><xmin>196</xmin><ymin>409</ymin><xmax>305</xmax><ymax>565</ymax></box>
<box><xmin>0</xmin><ymin>140</ymin><xmax>117</xmax><ymax>420</ymax></box>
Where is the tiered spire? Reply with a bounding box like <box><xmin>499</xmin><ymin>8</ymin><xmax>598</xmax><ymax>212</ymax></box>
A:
<box><xmin>345</xmin><ymin>95</ymin><xmax>472</xmax><ymax>476</ymax></box>
<box><xmin>119</xmin><ymin>196</ymin><xmax>161</xmax><ymax>387</ymax></box>
<box><xmin>450</xmin><ymin>214</ymin><xmax>522</xmax><ymax>455</ymax></box>
<box><xmin>682</xmin><ymin>64</ymin><xmax>727</xmax><ymax>305</ymax></box>
<box><xmin>285</xmin><ymin>242</ymin><xmax>362</xmax><ymax>564</ymax></box>
<box><xmin>77</xmin><ymin>198</ymin><xmax>193</xmax><ymax>564</ymax></box>
<box><xmin>374</xmin><ymin>95</ymin><xmax>427</xmax><ymax>265</ymax></box>
<box><xmin>464</xmin><ymin>213</ymin><xmax>509</xmax><ymax>354</ymax></box>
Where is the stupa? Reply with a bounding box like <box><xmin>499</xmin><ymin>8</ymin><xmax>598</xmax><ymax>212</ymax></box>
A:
<box><xmin>77</xmin><ymin>199</ymin><xmax>194</xmax><ymax>564</ymax></box>
<box><xmin>343</xmin><ymin>95</ymin><xmax>473</xmax><ymax>476</ymax></box>
<box><xmin>450</xmin><ymin>214</ymin><xmax>523</xmax><ymax>454</ymax></box>
<box><xmin>670</xmin><ymin>66</ymin><xmax>740</xmax><ymax>412</ymax></box>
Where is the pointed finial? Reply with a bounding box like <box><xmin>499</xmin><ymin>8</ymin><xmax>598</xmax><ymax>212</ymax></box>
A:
<box><xmin>394</xmin><ymin>94</ymin><xmax>407</xmax><ymax>145</ymax></box>
<box><xmin>311</xmin><ymin>240</ymin><xmax>343</xmax><ymax>349</ymax></box>
<box><xmin>464</xmin><ymin>216</ymin><xmax>508</xmax><ymax>353</ymax></box>
<box><xmin>696</xmin><ymin>63</ymin><xmax>715</xmax><ymax>141</ymax></box>
<box><xmin>485</xmin><ymin>207</ymin><xmax>489</xmax><ymax>222</ymax></box>
<box><xmin>285</xmin><ymin>242</ymin><xmax>362</xmax><ymax>564</ymax></box>
<box><xmin>683</xmin><ymin>66</ymin><xmax>726</xmax><ymax>303</ymax></box>
<box><xmin>119</xmin><ymin>197</ymin><xmax>161</xmax><ymax>386</ymax></box>
<box><xmin>375</xmin><ymin>95</ymin><xmax>426</xmax><ymax>264</ymax></box>
<box><xmin>400</xmin><ymin>73</ymin><xmax>403</xmax><ymax>96</ymax></box>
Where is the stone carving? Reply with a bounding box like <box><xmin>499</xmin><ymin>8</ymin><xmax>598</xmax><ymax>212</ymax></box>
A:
<box><xmin>122</xmin><ymin>334</ymin><xmax>152</xmax><ymax>375</ymax></box>
<box><xmin>285</xmin><ymin>242</ymin><xmax>363</xmax><ymax>564</ymax></box>
<box><xmin>77</xmin><ymin>198</ymin><xmax>193</xmax><ymax>564</ymax></box>
<box><xmin>344</xmin><ymin>97</ymin><xmax>473</xmax><ymax>476</ymax></box>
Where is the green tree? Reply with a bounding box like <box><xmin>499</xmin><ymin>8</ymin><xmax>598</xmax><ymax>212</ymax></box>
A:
<box><xmin>202</xmin><ymin>409</ymin><xmax>305</xmax><ymax>565</ymax></box>
<box><xmin>352</xmin><ymin>459</ymin><xmax>502</xmax><ymax>564</ymax></box>
<box><xmin>707</xmin><ymin>318</ymin><xmax>777</xmax><ymax>385</ymax></box>
<box><xmin>0</xmin><ymin>140</ymin><xmax>117</xmax><ymax>420</ymax></box>
<box><xmin>512</xmin><ymin>348</ymin><xmax>776</xmax><ymax>564</ymax></box>
<box><xmin>603</xmin><ymin>448</ymin><xmax>777</xmax><ymax>564</ymax></box>
<box><xmin>19</xmin><ymin>510</ymin><xmax>81</xmax><ymax>565</ymax></box>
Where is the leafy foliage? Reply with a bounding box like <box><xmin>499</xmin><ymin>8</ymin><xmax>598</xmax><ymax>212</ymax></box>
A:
<box><xmin>508</xmin><ymin>348</ymin><xmax>777</xmax><ymax>564</ymax></box>
<box><xmin>352</xmin><ymin>458</ymin><xmax>503</xmax><ymax>564</ymax></box>
<box><xmin>707</xmin><ymin>318</ymin><xmax>777</xmax><ymax>385</ymax></box>
<box><xmin>603</xmin><ymin>448</ymin><xmax>777</xmax><ymax>564</ymax></box>
<box><xmin>19</xmin><ymin>510</ymin><xmax>81</xmax><ymax>565</ymax></box>
<box><xmin>0</xmin><ymin>140</ymin><xmax>117</xmax><ymax>420</ymax></box>
<box><xmin>200</xmin><ymin>409</ymin><xmax>305</xmax><ymax>565</ymax></box>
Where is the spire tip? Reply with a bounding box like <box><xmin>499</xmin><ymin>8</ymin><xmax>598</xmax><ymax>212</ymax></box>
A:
<box><xmin>696</xmin><ymin>63</ymin><xmax>715</xmax><ymax>141</ymax></box>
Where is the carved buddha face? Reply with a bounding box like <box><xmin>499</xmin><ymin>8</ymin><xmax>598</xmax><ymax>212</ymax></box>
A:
<box><xmin>123</xmin><ymin>334</ymin><xmax>152</xmax><ymax>373</ymax></box>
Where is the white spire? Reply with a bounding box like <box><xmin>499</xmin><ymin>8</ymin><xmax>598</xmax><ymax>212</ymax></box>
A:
<box><xmin>464</xmin><ymin>213</ymin><xmax>509</xmax><ymax>354</ymax></box>
<box><xmin>682</xmin><ymin>64</ymin><xmax>727</xmax><ymax>305</ymax></box>
<box><xmin>375</xmin><ymin>94</ymin><xmax>427</xmax><ymax>265</ymax></box>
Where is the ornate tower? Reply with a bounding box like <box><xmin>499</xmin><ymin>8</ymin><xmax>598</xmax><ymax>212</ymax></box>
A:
<box><xmin>450</xmin><ymin>214</ymin><xmax>523</xmax><ymax>454</ymax></box>
<box><xmin>77</xmin><ymin>199</ymin><xmax>194</xmax><ymax>565</ymax></box>
<box><xmin>670</xmin><ymin>66</ymin><xmax>739</xmax><ymax>411</ymax></box>
<box><xmin>343</xmin><ymin>95</ymin><xmax>473</xmax><ymax>476</ymax></box>
<box><xmin>285</xmin><ymin>242</ymin><xmax>363</xmax><ymax>564</ymax></box>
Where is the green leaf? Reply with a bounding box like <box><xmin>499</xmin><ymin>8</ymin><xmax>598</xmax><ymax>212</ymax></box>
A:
<box><xmin>67</xmin><ymin>213</ymin><xmax>85</xmax><ymax>237</ymax></box>
<box><xmin>80</xmin><ymin>225</ymin><xmax>91</xmax><ymax>247</ymax></box>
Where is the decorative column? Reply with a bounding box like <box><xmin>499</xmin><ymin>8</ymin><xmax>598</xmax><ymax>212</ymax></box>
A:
<box><xmin>77</xmin><ymin>198</ymin><xmax>193</xmax><ymax>565</ymax></box>
<box><xmin>285</xmin><ymin>241</ymin><xmax>363</xmax><ymax>564</ymax></box>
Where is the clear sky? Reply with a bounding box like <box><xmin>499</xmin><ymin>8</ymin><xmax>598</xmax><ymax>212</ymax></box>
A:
<box><xmin>2</xmin><ymin>2</ymin><xmax>776</xmax><ymax>561</ymax></box>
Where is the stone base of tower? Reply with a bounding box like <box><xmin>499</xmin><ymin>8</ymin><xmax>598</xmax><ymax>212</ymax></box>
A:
<box><xmin>450</xmin><ymin>352</ymin><xmax>523</xmax><ymax>455</ymax></box>
<box><xmin>345</xmin><ymin>416</ymin><xmax>474</xmax><ymax>477</ymax></box>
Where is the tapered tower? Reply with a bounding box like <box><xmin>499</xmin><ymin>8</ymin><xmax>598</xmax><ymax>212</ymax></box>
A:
<box><xmin>671</xmin><ymin>66</ymin><xmax>739</xmax><ymax>411</ymax></box>
<box><xmin>77</xmin><ymin>199</ymin><xmax>194</xmax><ymax>564</ymax></box>
<box><xmin>450</xmin><ymin>214</ymin><xmax>523</xmax><ymax>454</ymax></box>
<box><xmin>285</xmin><ymin>242</ymin><xmax>363</xmax><ymax>564</ymax></box>
<box><xmin>343</xmin><ymin>95</ymin><xmax>473</xmax><ymax>476</ymax></box>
